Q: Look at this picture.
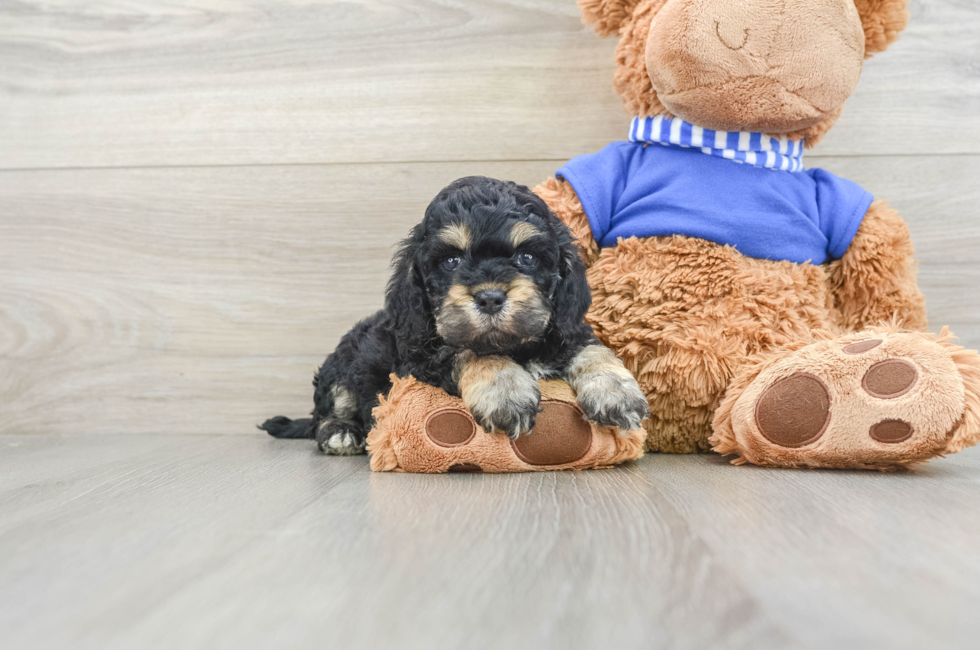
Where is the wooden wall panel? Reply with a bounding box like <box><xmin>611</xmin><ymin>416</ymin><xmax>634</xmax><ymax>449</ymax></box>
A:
<box><xmin>2</xmin><ymin>0</ymin><xmax>978</xmax><ymax>436</ymax></box>
<box><xmin>1</xmin><ymin>156</ymin><xmax>978</xmax><ymax>435</ymax></box>
<box><xmin>0</xmin><ymin>0</ymin><xmax>978</xmax><ymax>170</ymax></box>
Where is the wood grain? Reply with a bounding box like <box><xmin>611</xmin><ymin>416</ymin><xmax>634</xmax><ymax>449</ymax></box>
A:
<box><xmin>1</xmin><ymin>434</ymin><xmax>978</xmax><ymax>649</ymax></box>
<box><xmin>0</xmin><ymin>0</ymin><xmax>978</xmax><ymax>170</ymax></box>
<box><xmin>2</xmin><ymin>156</ymin><xmax>978</xmax><ymax>436</ymax></box>
<box><xmin>642</xmin><ymin>452</ymin><xmax>980</xmax><ymax>650</ymax></box>
<box><xmin>1</xmin><ymin>3</ymin><xmax>978</xmax><ymax>648</ymax></box>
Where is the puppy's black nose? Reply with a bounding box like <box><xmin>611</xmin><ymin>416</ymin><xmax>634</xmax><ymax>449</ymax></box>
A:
<box><xmin>474</xmin><ymin>289</ymin><xmax>507</xmax><ymax>315</ymax></box>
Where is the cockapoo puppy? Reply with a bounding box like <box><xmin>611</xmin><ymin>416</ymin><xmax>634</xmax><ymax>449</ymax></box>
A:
<box><xmin>261</xmin><ymin>176</ymin><xmax>649</xmax><ymax>455</ymax></box>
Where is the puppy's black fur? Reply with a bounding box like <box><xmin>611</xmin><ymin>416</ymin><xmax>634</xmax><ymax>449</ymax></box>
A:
<box><xmin>261</xmin><ymin>176</ymin><xmax>642</xmax><ymax>454</ymax></box>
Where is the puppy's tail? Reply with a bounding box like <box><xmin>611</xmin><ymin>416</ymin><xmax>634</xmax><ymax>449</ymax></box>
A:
<box><xmin>259</xmin><ymin>416</ymin><xmax>314</xmax><ymax>439</ymax></box>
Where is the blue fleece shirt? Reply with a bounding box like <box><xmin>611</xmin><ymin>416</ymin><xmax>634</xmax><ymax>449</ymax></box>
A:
<box><xmin>556</xmin><ymin>141</ymin><xmax>873</xmax><ymax>265</ymax></box>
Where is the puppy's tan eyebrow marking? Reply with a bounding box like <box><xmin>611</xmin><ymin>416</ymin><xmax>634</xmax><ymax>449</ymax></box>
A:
<box><xmin>439</xmin><ymin>223</ymin><xmax>472</xmax><ymax>250</ymax></box>
<box><xmin>509</xmin><ymin>222</ymin><xmax>541</xmax><ymax>247</ymax></box>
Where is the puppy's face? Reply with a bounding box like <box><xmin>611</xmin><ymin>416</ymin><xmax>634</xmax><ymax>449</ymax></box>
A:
<box><xmin>417</xmin><ymin>185</ymin><xmax>563</xmax><ymax>355</ymax></box>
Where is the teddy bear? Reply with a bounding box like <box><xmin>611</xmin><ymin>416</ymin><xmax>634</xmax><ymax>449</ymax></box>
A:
<box><xmin>520</xmin><ymin>0</ymin><xmax>980</xmax><ymax>470</ymax></box>
<box><xmin>367</xmin><ymin>0</ymin><xmax>979</xmax><ymax>474</ymax></box>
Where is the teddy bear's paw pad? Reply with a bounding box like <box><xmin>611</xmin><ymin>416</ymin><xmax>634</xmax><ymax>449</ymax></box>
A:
<box><xmin>755</xmin><ymin>373</ymin><xmax>831</xmax><ymax>448</ymax></box>
<box><xmin>843</xmin><ymin>339</ymin><xmax>882</xmax><ymax>355</ymax></box>
<box><xmin>447</xmin><ymin>463</ymin><xmax>483</xmax><ymax>473</ymax></box>
<box><xmin>511</xmin><ymin>401</ymin><xmax>592</xmax><ymax>466</ymax></box>
<box><xmin>869</xmin><ymin>419</ymin><xmax>913</xmax><ymax>444</ymax></box>
<box><xmin>732</xmin><ymin>333</ymin><xmax>967</xmax><ymax>468</ymax></box>
<box><xmin>425</xmin><ymin>408</ymin><xmax>477</xmax><ymax>447</ymax></box>
<box><xmin>862</xmin><ymin>359</ymin><xmax>917</xmax><ymax>398</ymax></box>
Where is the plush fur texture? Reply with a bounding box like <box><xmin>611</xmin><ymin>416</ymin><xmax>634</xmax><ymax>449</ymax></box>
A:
<box><xmin>600</xmin><ymin>0</ymin><xmax>908</xmax><ymax>146</ymax></box>
<box><xmin>527</xmin><ymin>0</ymin><xmax>980</xmax><ymax>469</ymax></box>
<box><xmin>644</xmin><ymin>0</ymin><xmax>865</xmax><ymax>133</ymax></box>
<box><xmin>579</xmin><ymin>0</ymin><xmax>646</xmax><ymax>37</ymax></box>
<box><xmin>827</xmin><ymin>200</ymin><xmax>927</xmax><ymax>332</ymax></box>
<box><xmin>367</xmin><ymin>376</ymin><xmax>645</xmax><ymax>473</ymax></box>
<box><xmin>261</xmin><ymin>176</ymin><xmax>648</xmax><ymax>455</ymax></box>
<box><xmin>577</xmin><ymin>218</ymin><xmax>837</xmax><ymax>453</ymax></box>
<box><xmin>855</xmin><ymin>0</ymin><xmax>911</xmax><ymax>55</ymax></box>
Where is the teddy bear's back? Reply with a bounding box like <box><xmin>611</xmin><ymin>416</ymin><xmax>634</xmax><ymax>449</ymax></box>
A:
<box><xmin>585</xmin><ymin>233</ymin><xmax>840</xmax><ymax>452</ymax></box>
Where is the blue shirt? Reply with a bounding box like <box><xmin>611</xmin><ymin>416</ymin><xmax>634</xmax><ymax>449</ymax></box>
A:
<box><xmin>556</xmin><ymin>141</ymin><xmax>873</xmax><ymax>265</ymax></box>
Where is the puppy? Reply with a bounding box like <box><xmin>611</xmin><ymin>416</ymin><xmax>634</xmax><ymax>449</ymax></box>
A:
<box><xmin>261</xmin><ymin>176</ymin><xmax>649</xmax><ymax>455</ymax></box>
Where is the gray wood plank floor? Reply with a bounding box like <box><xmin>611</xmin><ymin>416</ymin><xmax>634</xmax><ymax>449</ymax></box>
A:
<box><xmin>1</xmin><ymin>434</ymin><xmax>979</xmax><ymax>650</ymax></box>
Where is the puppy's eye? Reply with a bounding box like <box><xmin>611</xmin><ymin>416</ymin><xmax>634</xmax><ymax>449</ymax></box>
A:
<box><xmin>516</xmin><ymin>252</ymin><xmax>537</xmax><ymax>268</ymax></box>
<box><xmin>442</xmin><ymin>256</ymin><xmax>461</xmax><ymax>271</ymax></box>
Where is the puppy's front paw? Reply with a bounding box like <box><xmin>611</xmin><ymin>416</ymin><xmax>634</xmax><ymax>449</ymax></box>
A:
<box><xmin>567</xmin><ymin>345</ymin><xmax>649</xmax><ymax>432</ymax></box>
<box><xmin>459</xmin><ymin>354</ymin><xmax>541</xmax><ymax>439</ymax></box>
<box><xmin>315</xmin><ymin>421</ymin><xmax>367</xmax><ymax>456</ymax></box>
<box><xmin>575</xmin><ymin>374</ymin><xmax>649</xmax><ymax>432</ymax></box>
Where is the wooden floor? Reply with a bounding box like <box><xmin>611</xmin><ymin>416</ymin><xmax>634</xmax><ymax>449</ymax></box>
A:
<box><xmin>1</xmin><ymin>434</ymin><xmax>979</xmax><ymax>649</ymax></box>
<box><xmin>3</xmin><ymin>1</ymin><xmax>980</xmax><ymax>647</ymax></box>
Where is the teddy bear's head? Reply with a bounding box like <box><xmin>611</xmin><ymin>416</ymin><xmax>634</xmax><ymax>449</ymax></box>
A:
<box><xmin>581</xmin><ymin>0</ymin><xmax>909</xmax><ymax>145</ymax></box>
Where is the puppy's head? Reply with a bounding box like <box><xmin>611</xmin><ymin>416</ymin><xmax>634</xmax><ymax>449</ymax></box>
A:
<box><xmin>386</xmin><ymin>177</ymin><xmax>591</xmax><ymax>356</ymax></box>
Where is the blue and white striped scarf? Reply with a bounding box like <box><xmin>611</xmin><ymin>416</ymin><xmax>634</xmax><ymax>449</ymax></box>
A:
<box><xmin>629</xmin><ymin>115</ymin><xmax>805</xmax><ymax>172</ymax></box>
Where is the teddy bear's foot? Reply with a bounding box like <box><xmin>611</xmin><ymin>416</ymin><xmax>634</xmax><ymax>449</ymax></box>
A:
<box><xmin>712</xmin><ymin>328</ymin><xmax>980</xmax><ymax>470</ymax></box>
<box><xmin>367</xmin><ymin>376</ymin><xmax>646</xmax><ymax>472</ymax></box>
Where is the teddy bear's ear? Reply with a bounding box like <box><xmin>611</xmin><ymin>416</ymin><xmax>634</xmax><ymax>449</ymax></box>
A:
<box><xmin>578</xmin><ymin>0</ymin><xmax>643</xmax><ymax>37</ymax></box>
<box><xmin>854</xmin><ymin>0</ymin><xmax>911</xmax><ymax>56</ymax></box>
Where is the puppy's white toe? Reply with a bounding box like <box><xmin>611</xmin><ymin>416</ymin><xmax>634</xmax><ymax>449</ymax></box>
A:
<box><xmin>322</xmin><ymin>431</ymin><xmax>365</xmax><ymax>456</ymax></box>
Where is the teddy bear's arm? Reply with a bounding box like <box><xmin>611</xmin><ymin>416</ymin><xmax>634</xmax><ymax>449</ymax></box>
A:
<box><xmin>534</xmin><ymin>177</ymin><xmax>600</xmax><ymax>267</ymax></box>
<box><xmin>827</xmin><ymin>199</ymin><xmax>928</xmax><ymax>331</ymax></box>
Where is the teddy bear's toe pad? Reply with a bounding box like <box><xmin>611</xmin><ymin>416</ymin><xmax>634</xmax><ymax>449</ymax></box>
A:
<box><xmin>862</xmin><ymin>359</ymin><xmax>917</xmax><ymax>398</ymax></box>
<box><xmin>843</xmin><ymin>339</ymin><xmax>882</xmax><ymax>355</ymax></box>
<box><xmin>512</xmin><ymin>401</ymin><xmax>592</xmax><ymax>466</ymax></box>
<box><xmin>425</xmin><ymin>409</ymin><xmax>477</xmax><ymax>447</ymax></box>
<box><xmin>869</xmin><ymin>419</ymin><xmax>913</xmax><ymax>443</ymax></box>
<box><xmin>730</xmin><ymin>332</ymin><xmax>967</xmax><ymax>469</ymax></box>
<box><xmin>755</xmin><ymin>374</ymin><xmax>831</xmax><ymax>448</ymax></box>
<box><xmin>447</xmin><ymin>463</ymin><xmax>483</xmax><ymax>473</ymax></box>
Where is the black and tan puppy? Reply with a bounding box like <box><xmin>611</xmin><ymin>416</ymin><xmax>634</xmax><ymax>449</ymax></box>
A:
<box><xmin>261</xmin><ymin>176</ymin><xmax>648</xmax><ymax>455</ymax></box>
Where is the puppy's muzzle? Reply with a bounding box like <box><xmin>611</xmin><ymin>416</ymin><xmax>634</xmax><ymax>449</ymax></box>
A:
<box><xmin>474</xmin><ymin>288</ymin><xmax>507</xmax><ymax>315</ymax></box>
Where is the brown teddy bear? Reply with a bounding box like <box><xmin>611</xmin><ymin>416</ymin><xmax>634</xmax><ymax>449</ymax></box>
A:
<box><xmin>370</xmin><ymin>0</ymin><xmax>980</xmax><ymax>473</ymax></box>
<box><xmin>523</xmin><ymin>0</ymin><xmax>980</xmax><ymax>470</ymax></box>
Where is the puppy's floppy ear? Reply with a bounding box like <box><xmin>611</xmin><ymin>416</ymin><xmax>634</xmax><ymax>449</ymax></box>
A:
<box><xmin>516</xmin><ymin>183</ymin><xmax>593</xmax><ymax>335</ymax></box>
<box><xmin>385</xmin><ymin>223</ymin><xmax>433</xmax><ymax>351</ymax></box>
<box><xmin>550</xmin><ymin>219</ymin><xmax>594</xmax><ymax>335</ymax></box>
